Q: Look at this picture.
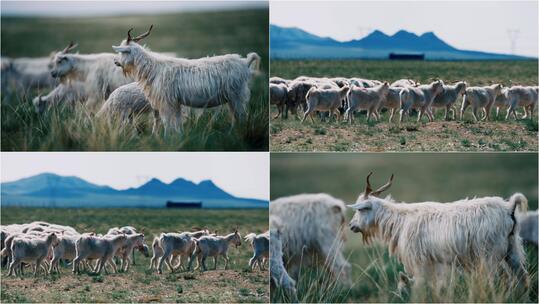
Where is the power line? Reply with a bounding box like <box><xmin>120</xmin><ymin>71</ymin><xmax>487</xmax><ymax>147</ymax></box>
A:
<box><xmin>507</xmin><ymin>29</ymin><xmax>520</xmax><ymax>55</ymax></box>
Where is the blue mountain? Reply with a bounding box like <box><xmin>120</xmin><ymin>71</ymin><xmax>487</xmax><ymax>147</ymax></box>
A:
<box><xmin>1</xmin><ymin>173</ymin><xmax>267</xmax><ymax>208</ymax></box>
<box><xmin>270</xmin><ymin>25</ymin><xmax>531</xmax><ymax>60</ymax></box>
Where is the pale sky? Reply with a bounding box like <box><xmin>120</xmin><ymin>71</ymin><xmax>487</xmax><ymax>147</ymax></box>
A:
<box><xmin>271</xmin><ymin>0</ymin><xmax>539</xmax><ymax>57</ymax></box>
<box><xmin>0</xmin><ymin>152</ymin><xmax>269</xmax><ymax>200</ymax></box>
<box><xmin>1</xmin><ymin>0</ymin><xmax>268</xmax><ymax>17</ymax></box>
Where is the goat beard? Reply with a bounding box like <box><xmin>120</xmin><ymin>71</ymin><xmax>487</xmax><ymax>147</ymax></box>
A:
<box><xmin>361</xmin><ymin>227</ymin><xmax>376</xmax><ymax>245</ymax></box>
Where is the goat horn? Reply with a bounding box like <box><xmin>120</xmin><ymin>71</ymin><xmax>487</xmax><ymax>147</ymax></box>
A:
<box><xmin>371</xmin><ymin>174</ymin><xmax>394</xmax><ymax>197</ymax></box>
<box><xmin>133</xmin><ymin>24</ymin><xmax>153</xmax><ymax>43</ymax></box>
<box><xmin>62</xmin><ymin>41</ymin><xmax>78</xmax><ymax>54</ymax></box>
<box><xmin>126</xmin><ymin>28</ymin><xmax>134</xmax><ymax>43</ymax></box>
<box><xmin>365</xmin><ymin>172</ymin><xmax>373</xmax><ymax>196</ymax></box>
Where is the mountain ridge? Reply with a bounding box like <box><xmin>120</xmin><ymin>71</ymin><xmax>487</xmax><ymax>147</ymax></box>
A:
<box><xmin>270</xmin><ymin>25</ymin><xmax>531</xmax><ymax>60</ymax></box>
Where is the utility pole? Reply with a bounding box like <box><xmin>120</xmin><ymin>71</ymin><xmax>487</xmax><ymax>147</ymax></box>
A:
<box><xmin>507</xmin><ymin>29</ymin><xmax>520</xmax><ymax>55</ymax></box>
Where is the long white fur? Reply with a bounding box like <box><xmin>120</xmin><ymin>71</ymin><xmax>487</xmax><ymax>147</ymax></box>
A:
<box><xmin>270</xmin><ymin>193</ymin><xmax>351</xmax><ymax>285</ymax></box>
<box><xmin>460</xmin><ymin>84</ymin><xmax>504</xmax><ymax>121</ymax></box>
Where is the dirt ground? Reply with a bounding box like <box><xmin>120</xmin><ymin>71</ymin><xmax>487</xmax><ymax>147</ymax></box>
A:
<box><xmin>270</xmin><ymin>110</ymin><xmax>538</xmax><ymax>152</ymax></box>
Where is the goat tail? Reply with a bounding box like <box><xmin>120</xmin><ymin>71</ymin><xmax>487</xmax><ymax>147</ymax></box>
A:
<box><xmin>244</xmin><ymin>233</ymin><xmax>256</xmax><ymax>243</ymax></box>
<box><xmin>245</xmin><ymin>52</ymin><xmax>261</xmax><ymax>75</ymax></box>
<box><xmin>399</xmin><ymin>88</ymin><xmax>409</xmax><ymax>108</ymax></box>
<box><xmin>509</xmin><ymin>193</ymin><xmax>528</xmax><ymax>215</ymax></box>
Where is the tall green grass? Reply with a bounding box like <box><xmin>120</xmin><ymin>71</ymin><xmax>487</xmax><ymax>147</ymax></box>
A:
<box><xmin>1</xmin><ymin>9</ymin><xmax>269</xmax><ymax>151</ymax></box>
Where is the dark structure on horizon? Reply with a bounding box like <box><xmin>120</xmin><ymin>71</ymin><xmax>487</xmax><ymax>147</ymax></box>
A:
<box><xmin>166</xmin><ymin>200</ymin><xmax>202</xmax><ymax>208</ymax></box>
<box><xmin>389</xmin><ymin>52</ymin><xmax>425</xmax><ymax>60</ymax></box>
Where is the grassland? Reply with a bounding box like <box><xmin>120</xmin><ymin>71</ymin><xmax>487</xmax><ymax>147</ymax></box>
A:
<box><xmin>0</xmin><ymin>208</ymin><xmax>269</xmax><ymax>303</ymax></box>
<box><xmin>1</xmin><ymin>9</ymin><xmax>269</xmax><ymax>151</ymax></box>
<box><xmin>270</xmin><ymin>153</ymin><xmax>538</xmax><ymax>303</ymax></box>
<box><xmin>270</xmin><ymin>60</ymin><xmax>538</xmax><ymax>152</ymax></box>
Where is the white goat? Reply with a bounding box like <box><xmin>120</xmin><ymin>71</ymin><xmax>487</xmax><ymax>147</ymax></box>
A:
<box><xmin>519</xmin><ymin>211</ymin><xmax>538</xmax><ymax>247</ymax></box>
<box><xmin>460</xmin><ymin>84</ymin><xmax>504</xmax><ymax>121</ymax></box>
<box><xmin>348</xmin><ymin>172</ymin><xmax>529</xmax><ymax>293</ymax></box>
<box><xmin>8</xmin><ymin>232</ymin><xmax>59</xmax><ymax>277</ymax></box>
<box><xmin>96</xmin><ymin>82</ymin><xmax>153</xmax><ymax>127</ymax></box>
<box><xmin>49</xmin><ymin>234</ymin><xmax>78</xmax><ymax>274</ymax></box>
<box><xmin>270</xmin><ymin>216</ymin><xmax>298</xmax><ymax>302</ymax></box>
<box><xmin>270</xmin><ymin>193</ymin><xmax>351</xmax><ymax>285</ymax></box>
<box><xmin>157</xmin><ymin>232</ymin><xmax>196</xmax><ymax>274</ymax></box>
<box><xmin>50</xmin><ymin>42</ymin><xmax>133</xmax><ymax>109</ymax></box>
<box><xmin>72</xmin><ymin>234</ymin><xmax>127</xmax><ymax>274</ymax></box>
<box><xmin>504</xmin><ymin>86</ymin><xmax>538</xmax><ymax>120</ymax></box>
<box><xmin>32</xmin><ymin>81</ymin><xmax>88</xmax><ymax>114</ymax></box>
<box><xmin>431</xmin><ymin>81</ymin><xmax>467</xmax><ymax>120</ymax></box>
<box><xmin>399</xmin><ymin>80</ymin><xmax>444</xmax><ymax>122</ymax></box>
<box><xmin>345</xmin><ymin>82</ymin><xmax>389</xmax><ymax>123</ymax></box>
<box><xmin>244</xmin><ymin>232</ymin><xmax>269</xmax><ymax>270</ymax></box>
<box><xmin>302</xmin><ymin>86</ymin><xmax>350</xmax><ymax>123</ymax></box>
<box><xmin>112</xmin><ymin>25</ymin><xmax>260</xmax><ymax>133</ymax></box>
<box><xmin>379</xmin><ymin>87</ymin><xmax>404</xmax><ymax>122</ymax></box>
<box><xmin>191</xmin><ymin>230</ymin><xmax>242</xmax><ymax>271</ymax></box>
<box><xmin>270</xmin><ymin>83</ymin><xmax>289</xmax><ymax>119</ymax></box>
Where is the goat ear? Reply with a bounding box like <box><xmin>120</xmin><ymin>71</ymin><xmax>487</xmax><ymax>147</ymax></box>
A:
<box><xmin>347</xmin><ymin>202</ymin><xmax>371</xmax><ymax>210</ymax></box>
<box><xmin>112</xmin><ymin>45</ymin><xmax>130</xmax><ymax>53</ymax></box>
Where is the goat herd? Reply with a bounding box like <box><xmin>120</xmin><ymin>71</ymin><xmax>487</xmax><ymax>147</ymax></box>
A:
<box><xmin>270</xmin><ymin>173</ymin><xmax>538</xmax><ymax>301</ymax></box>
<box><xmin>1</xmin><ymin>222</ymin><xmax>269</xmax><ymax>277</ymax></box>
<box><xmin>270</xmin><ymin>76</ymin><xmax>538</xmax><ymax>124</ymax></box>
<box><xmin>1</xmin><ymin>25</ymin><xmax>260</xmax><ymax>133</ymax></box>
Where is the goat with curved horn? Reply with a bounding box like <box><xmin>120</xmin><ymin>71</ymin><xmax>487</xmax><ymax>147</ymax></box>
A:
<box><xmin>127</xmin><ymin>25</ymin><xmax>154</xmax><ymax>43</ymax></box>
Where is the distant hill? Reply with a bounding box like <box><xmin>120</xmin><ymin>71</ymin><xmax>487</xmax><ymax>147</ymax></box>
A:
<box><xmin>270</xmin><ymin>25</ymin><xmax>532</xmax><ymax>60</ymax></box>
<box><xmin>1</xmin><ymin>173</ymin><xmax>268</xmax><ymax>208</ymax></box>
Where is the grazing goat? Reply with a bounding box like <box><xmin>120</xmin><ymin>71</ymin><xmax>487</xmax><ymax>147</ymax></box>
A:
<box><xmin>399</xmin><ymin>80</ymin><xmax>444</xmax><ymax>122</ymax></box>
<box><xmin>245</xmin><ymin>232</ymin><xmax>269</xmax><ymax>270</ymax></box>
<box><xmin>519</xmin><ymin>211</ymin><xmax>538</xmax><ymax>247</ymax></box>
<box><xmin>270</xmin><ymin>83</ymin><xmax>289</xmax><ymax>119</ymax></box>
<box><xmin>72</xmin><ymin>234</ymin><xmax>127</xmax><ymax>274</ymax></box>
<box><xmin>270</xmin><ymin>193</ymin><xmax>351</xmax><ymax>285</ymax></box>
<box><xmin>345</xmin><ymin>82</ymin><xmax>389</xmax><ymax>123</ymax></box>
<box><xmin>50</xmin><ymin>42</ymin><xmax>133</xmax><ymax>110</ymax></box>
<box><xmin>460</xmin><ymin>84</ymin><xmax>504</xmax><ymax>121</ymax></box>
<box><xmin>191</xmin><ymin>230</ymin><xmax>242</xmax><ymax>271</ymax></box>
<box><xmin>1</xmin><ymin>55</ymin><xmax>57</xmax><ymax>99</ymax></box>
<box><xmin>348</xmin><ymin>172</ymin><xmax>529</xmax><ymax>293</ymax></box>
<box><xmin>302</xmin><ymin>86</ymin><xmax>350</xmax><ymax>123</ymax></box>
<box><xmin>32</xmin><ymin>81</ymin><xmax>88</xmax><ymax>114</ymax></box>
<box><xmin>431</xmin><ymin>81</ymin><xmax>467</xmax><ymax>120</ymax></box>
<box><xmin>270</xmin><ymin>216</ymin><xmax>298</xmax><ymax>302</ymax></box>
<box><xmin>96</xmin><ymin>82</ymin><xmax>153</xmax><ymax>127</ymax></box>
<box><xmin>112</xmin><ymin>25</ymin><xmax>260</xmax><ymax>133</ymax></box>
<box><xmin>8</xmin><ymin>232</ymin><xmax>59</xmax><ymax>277</ymax></box>
<box><xmin>504</xmin><ymin>86</ymin><xmax>538</xmax><ymax>120</ymax></box>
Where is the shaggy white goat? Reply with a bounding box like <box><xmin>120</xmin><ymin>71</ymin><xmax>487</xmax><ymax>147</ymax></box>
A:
<box><xmin>49</xmin><ymin>42</ymin><xmax>133</xmax><ymax>110</ymax></box>
<box><xmin>270</xmin><ymin>193</ymin><xmax>351</xmax><ymax>285</ymax></box>
<box><xmin>460</xmin><ymin>84</ymin><xmax>504</xmax><ymax>121</ymax></box>
<box><xmin>112</xmin><ymin>25</ymin><xmax>260</xmax><ymax>133</ymax></box>
<box><xmin>192</xmin><ymin>230</ymin><xmax>242</xmax><ymax>271</ymax></box>
<box><xmin>96</xmin><ymin>82</ymin><xmax>153</xmax><ymax>127</ymax></box>
<box><xmin>519</xmin><ymin>211</ymin><xmax>538</xmax><ymax>247</ymax></box>
<box><xmin>345</xmin><ymin>82</ymin><xmax>389</xmax><ymax>123</ymax></box>
<box><xmin>270</xmin><ymin>216</ymin><xmax>298</xmax><ymax>302</ymax></box>
<box><xmin>348</xmin><ymin>172</ymin><xmax>529</xmax><ymax>293</ymax></box>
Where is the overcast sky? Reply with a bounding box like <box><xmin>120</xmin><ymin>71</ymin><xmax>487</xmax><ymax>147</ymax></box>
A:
<box><xmin>1</xmin><ymin>0</ymin><xmax>267</xmax><ymax>17</ymax></box>
<box><xmin>271</xmin><ymin>0</ymin><xmax>538</xmax><ymax>57</ymax></box>
<box><xmin>1</xmin><ymin>152</ymin><xmax>269</xmax><ymax>200</ymax></box>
